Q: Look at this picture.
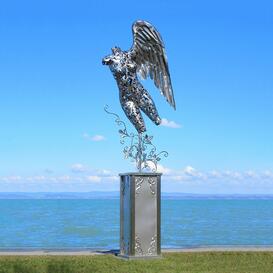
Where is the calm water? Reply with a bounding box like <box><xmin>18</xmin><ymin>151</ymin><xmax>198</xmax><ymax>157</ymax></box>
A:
<box><xmin>0</xmin><ymin>198</ymin><xmax>273</xmax><ymax>249</ymax></box>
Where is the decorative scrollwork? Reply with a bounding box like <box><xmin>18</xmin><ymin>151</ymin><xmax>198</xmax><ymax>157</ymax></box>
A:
<box><xmin>147</xmin><ymin>235</ymin><xmax>157</xmax><ymax>255</ymax></box>
<box><xmin>135</xmin><ymin>177</ymin><xmax>144</xmax><ymax>195</ymax></box>
<box><xmin>148</xmin><ymin>177</ymin><xmax>156</xmax><ymax>195</ymax></box>
<box><xmin>104</xmin><ymin>105</ymin><xmax>168</xmax><ymax>173</ymax></box>
<box><xmin>135</xmin><ymin>234</ymin><xmax>143</xmax><ymax>256</ymax></box>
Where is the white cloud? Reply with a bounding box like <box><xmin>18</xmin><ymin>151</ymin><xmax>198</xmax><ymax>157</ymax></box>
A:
<box><xmin>157</xmin><ymin>164</ymin><xmax>172</xmax><ymax>175</ymax></box>
<box><xmin>183</xmin><ymin>166</ymin><xmax>196</xmax><ymax>176</ymax></box>
<box><xmin>169</xmin><ymin>175</ymin><xmax>184</xmax><ymax>181</ymax></box>
<box><xmin>96</xmin><ymin>169</ymin><xmax>113</xmax><ymax>176</ymax></box>
<box><xmin>92</xmin><ymin>135</ymin><xmax>105</xmax><ymax>141</ymax></box>
<box><xmin>1</xmin><ymin>167</ymin><xmax>273</xmax><ymax>193</ymax></box>
<box><xmin>86</xmin><ymin>175</ymin><xmax>102</xmax><ymax>182</ymax></box>
<box><xmin>33</xmin><ymin>176</ymin><xmax>46</xmax><ymax>181</ymax></box>
<box><xmin>153</xmin><ymin>166</ymin><xmax>272</xmax><ymax>184</ymax></box>
<box><xmin>262</xmin><ymin>170</ymin><xmax>273</xmax><ymax>179</ymax></box>
<box><xmin>83</xmin><ymin>133</ymin><xmax>106</xmax><ymax>142</ymax></box>
<box><xmin>160</xmin><ymin>118</ymin><xmax>181</xmax><ymax>128</ymax></box>
<box><xmin>223</xmin><ymin>171</ymin><xmax>243</xmax><ymax>180</ymax></box>
<box><xmin>0</xmin><ymin>176</ymin><xmax>22</xmax><ymax>182</ymax></box>
<box><xmin>181</xmin><ymin>166</ymin><xmax>207</xmax><ymax>180</ymax></box>
<box><xmin>244</xmin><ymin>170</ymin><xmax>258</xmax><ymax>179</ymax></box>
<box><xmin>107</xmin><ymin>175</ymin><xmax>119</xmax><ymax>181</ymax></box>
<box><xmin>58</xmin><ymin>175</ymin><xmax>71</xmax><ymax>181</ymax></box>
<box><xmin>2</xmin><ymin>168</ymin><xmax>271</xmax><ymax>185</ymax></box>
<box><xmin>83</xmin><ymin>133</ymin><xmax>90</xmax><ymax>139</ymax></box>
<box><xmin>71</xmin><ymin>163</ymin><xmax>86</xmax><ymax>173</ymax></box>
<box><xmin>208</xmin><ymin>170</ymin><xmax>222</xmax><ymax>178</ymax></box>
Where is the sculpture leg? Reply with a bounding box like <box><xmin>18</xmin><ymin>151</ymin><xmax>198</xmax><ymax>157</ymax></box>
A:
<box><xmin>139</xmin><ymin>89</ymin><xmax>161</xmax><ymax>126</ymax></box>
<box><xmin>121</xmin><ymin>101</ymin><xmax>146</xmax><ymax>133</ymax></box>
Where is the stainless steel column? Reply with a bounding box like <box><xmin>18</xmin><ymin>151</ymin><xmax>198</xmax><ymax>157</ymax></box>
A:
<box><xmin>119</xmin><ymin>172</ymin><xmax>161</xmax><ymax>259</ymax></box>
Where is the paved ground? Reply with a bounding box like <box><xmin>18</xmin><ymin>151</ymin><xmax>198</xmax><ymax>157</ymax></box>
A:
<box><xmin>0</xmin><ymin>246</ymin><xmax>273</xmax><ymax>256</ymax></box>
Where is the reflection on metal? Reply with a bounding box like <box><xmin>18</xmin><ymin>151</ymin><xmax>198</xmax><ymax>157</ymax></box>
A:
<box><xmin>148</xmin><ymin>235</ymin><xmax>157</xmax><ymax>256</ymax></box>
<box><xmin>134</xmin><ymin>234</ymin><xmax>157</xmax><ymax>256</ymax></box>
<box><xmin>104</xmin><ymin>105</ymin><xmax>168</xmax><ymax>172</ymax></box>
<box><xmin>102</xmin><ymin>20</ymin><xmax>175</xmax><ymax>134</ymax></box>
<box><xmin>119</xmin><ymin>173</ymin><xmax>161</xmax><ymax>259</ymax></box>
<box><xmin>120</xmin><ymin>237</ymin><xmax>125</xmax><ymax>255</ymax></box>
<box><xmin>148</xmin><ymin>177</ymin><xmax>156</xmax><ymax>195</ymax></box>
<box><xmin>121</xmin><ymin>177</ymin><xmax>125</xmax><ymax>196</ymax></box>
<box><xmin>135</xmin><ymin>235</ymin><xmax>143</xmax><ymax>256</ymax></box>
<box><xmin>135</xmin><ymin>177</ymin><xmax>144</xmax><ymax>195</ymax></box>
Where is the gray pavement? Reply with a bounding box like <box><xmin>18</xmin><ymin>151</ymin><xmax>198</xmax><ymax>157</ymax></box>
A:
<box><xmin>0</xmin><ymin>246</ymin><xmax>273</xmax><ymax>256</ymax></box>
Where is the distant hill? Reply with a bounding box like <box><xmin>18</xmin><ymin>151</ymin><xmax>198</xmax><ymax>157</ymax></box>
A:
<box><xmin>0</xmin><ymin>192</ymin><xmax>273</xmax><ymax>199</ymax></box>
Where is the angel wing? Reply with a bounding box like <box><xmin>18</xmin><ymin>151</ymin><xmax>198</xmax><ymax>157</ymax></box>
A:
<box><xmin>129</xmin><ymin>20</ymin><xmax>176</xmax><ymax>109</ymax></box>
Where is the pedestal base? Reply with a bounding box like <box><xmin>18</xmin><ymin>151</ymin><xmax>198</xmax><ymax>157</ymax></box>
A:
<box><xmin>117</xmin><ymin>254</ymin><xmax>162</xmax><ymax>260</ymax></box>
<box><xmin>119</xmin><ymin>172</ymin><xmax>161</xmax><ymax>259</ymax></box>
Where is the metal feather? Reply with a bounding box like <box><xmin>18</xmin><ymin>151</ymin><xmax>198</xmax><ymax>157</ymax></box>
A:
<box><xmin>130</xmin><ymin>21</ymin><xmax>176</xmax><ymax>109</ymax></box>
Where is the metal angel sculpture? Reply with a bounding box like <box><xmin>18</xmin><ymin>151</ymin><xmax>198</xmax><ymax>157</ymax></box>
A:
<box><xmin>102</xmin><ymin>20</ymin><xmax>176</xmax><ymax>172</ymax></box>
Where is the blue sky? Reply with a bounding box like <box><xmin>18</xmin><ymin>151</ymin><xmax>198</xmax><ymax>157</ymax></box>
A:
<box><xmin>0</xmin><ymin>0</ymin><xmax>272</xmax><ymax>193</ymax></box>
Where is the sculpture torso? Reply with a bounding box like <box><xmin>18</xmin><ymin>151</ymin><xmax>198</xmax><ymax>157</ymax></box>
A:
<box><xmin>108</xmin><ymin>51</ymin><xmax>141</xmax><ymax>103</ymax></box>
<box><xmin>103</xmin><ymin>47</ymin><xmax>161</xmax><ymax>133</ymax></box>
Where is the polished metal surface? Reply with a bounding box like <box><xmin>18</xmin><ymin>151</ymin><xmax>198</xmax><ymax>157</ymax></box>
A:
<box><xmin>119</xmin><ymin>173</ymin><xmax>161</xmax><ymax>259</ymax></box>
<box><xmin>105</xmin><ymin>105</ymin><xmax>168</xmax><ymax>172</ymax></box>
<box><xmin>120</xmin><ymin>175</ymin><xmax>131</xmax><ymax>256</ymax></box>
<box><xmin>102</xmin><ymin>20</ymin><xmax>175</xmax><ymax>134</ymax></box>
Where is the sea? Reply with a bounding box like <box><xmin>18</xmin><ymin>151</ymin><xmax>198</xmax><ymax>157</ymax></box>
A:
<box><xmin>0</xmin><ymin>192</ymin><xmax>273</xmax><ymax>249</ymax></box>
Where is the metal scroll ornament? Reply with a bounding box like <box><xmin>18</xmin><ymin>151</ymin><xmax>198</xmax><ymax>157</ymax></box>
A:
<box><xmin>104</xmin><ymin>105</ymin><xmax>168</xmax><ymax>173</ymax></box>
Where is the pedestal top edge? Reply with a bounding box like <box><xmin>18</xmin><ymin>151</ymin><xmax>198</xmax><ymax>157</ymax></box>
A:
<box><xmin>119</xmin><ymin>172</ymin><xmax>162</xmax><ymax>176</ymax></box>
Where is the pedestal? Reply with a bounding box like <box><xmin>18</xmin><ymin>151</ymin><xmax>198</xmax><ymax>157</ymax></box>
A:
<box><xmin>119</xmin><ymin>172</ymin><xmax>161</xmax><ymax>259</ymax></box>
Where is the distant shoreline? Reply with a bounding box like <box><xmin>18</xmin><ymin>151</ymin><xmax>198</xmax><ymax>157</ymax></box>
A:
<box><xmin>0</xmin><ymin>192</ymin><xmax>273</xmax><ymax>199</ymax></box>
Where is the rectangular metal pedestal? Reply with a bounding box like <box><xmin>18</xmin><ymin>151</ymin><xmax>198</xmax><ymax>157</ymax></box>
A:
<box><xmin>119</xmin><ymin>172</ymin><xmax>161</xmax><ymax>259</ymax></box>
